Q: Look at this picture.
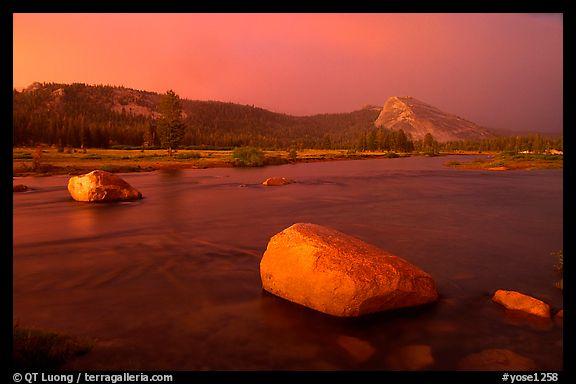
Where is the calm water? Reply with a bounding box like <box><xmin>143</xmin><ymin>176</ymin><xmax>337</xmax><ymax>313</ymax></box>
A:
<box><xmin>13</xmin><ymin>156</ymin><xmax>563</xmax><ymax>370</ymax></box>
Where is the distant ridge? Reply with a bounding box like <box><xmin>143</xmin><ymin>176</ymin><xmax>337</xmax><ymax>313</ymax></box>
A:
<box><xmin>13</xmin><ymin>82</ymin><xmax>380</xmax><ymax>148</ymax></box>
<box><xmin>15</xmin><ymin>82</ymin><xmax>552</xmax><ymax>149</ymax></box>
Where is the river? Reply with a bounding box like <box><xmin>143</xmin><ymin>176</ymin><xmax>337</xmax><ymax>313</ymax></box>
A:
<box><xmin>13</xmin><ymin>155</ymin><xmax>563</xmax><ymax>370</ymax></box>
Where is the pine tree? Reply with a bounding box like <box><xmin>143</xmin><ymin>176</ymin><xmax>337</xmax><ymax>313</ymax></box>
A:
<box><xmin>157</xmin><ymin>90</ymin><xmax>185</xmax><ymax>156</ymax></box>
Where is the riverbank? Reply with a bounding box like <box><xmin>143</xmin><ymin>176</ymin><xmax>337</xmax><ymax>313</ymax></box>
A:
<box><xmin>445</xmin><ymin>153</ymin><xmax>563</xmax><ymax>171</ymax></box>
<box><xmin>13</xmin><ymin>147</ymin><xmax>470</xmax><ymax>177</ymax></box>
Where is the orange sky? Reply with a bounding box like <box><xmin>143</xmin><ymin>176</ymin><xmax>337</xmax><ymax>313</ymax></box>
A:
<box><xmin>13</xmin><ymin>13</ymin><xmax>563</xmax><ymax>132</ymax></box>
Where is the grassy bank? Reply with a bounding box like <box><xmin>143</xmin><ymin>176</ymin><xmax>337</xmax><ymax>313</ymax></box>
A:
<box><xmin>445</xmin><ymin>153</ymin><xmax>563</xmax><ymax>171</ymax></box>
<box><xmin>13</xmin><ymin>324</ymin><xmax>93</xmax><ymax>368</ymax></box>
<box><xmin>13</xmin><ymin>147</ymin><xmax>415</xmax><ymax>176</ymax></box>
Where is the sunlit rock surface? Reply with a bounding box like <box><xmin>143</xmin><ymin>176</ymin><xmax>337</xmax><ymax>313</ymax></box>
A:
<box><xmin>67</xmin><ymin>170</ymin><xmax>142</xmax><ymax>202</ymax></box>
<box><xmin>492</xmin><ymin>290</ymin><xmax>551</xmax><ymax>318</ymax></box>
<box><xmin>374</xmin><ymin>96</ymin><xmax>494</xmax><ymax>142</ymax></box>
<box><xmin>260</xmin><ymin>223</ymin><xmax>438</xmax><ymax>317</ymax></box>
<box><xmin>262</xmin><ymin>177</ymin><xmax>293</xmax><ymax>186</ymax></box>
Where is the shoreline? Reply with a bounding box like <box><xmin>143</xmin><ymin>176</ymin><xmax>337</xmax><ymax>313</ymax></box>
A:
<box><xmin>445</xmin><ymin>153</ymin><xmax>563</xmax><ymax>171</ymax></box>
<box><xmin>13</xmin><ymin>148</ymin><xmax>490</xmax><ymax>178</ymax></box>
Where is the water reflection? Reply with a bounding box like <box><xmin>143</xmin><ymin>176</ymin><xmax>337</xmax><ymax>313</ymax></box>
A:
<box><xmin>13</xmin><ymin>156</ymin><xmax>563</xmax><ymax>370</ymax></box>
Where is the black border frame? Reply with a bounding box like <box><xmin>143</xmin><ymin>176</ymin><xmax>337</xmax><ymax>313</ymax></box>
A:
<box><xmin>2</xmin><ymin>1</ymin><xmax>572</xmax><ymax>383</ymax></box>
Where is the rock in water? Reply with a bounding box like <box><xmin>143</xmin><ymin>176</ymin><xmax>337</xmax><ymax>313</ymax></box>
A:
<box><xmin>67</xmin><ymin>170</ymin><xmax>142</xmax><ymax>202</ymax></box>
<box><xmin>458</xmin><ymin>349</ymin><xmax>537</xmax><ymax>371</ymax></box>
<box><xmin>262</xmin><ymin>177</ymin><xmax>293</xmax><ymax>186</ymax></box>
<box><xmin>13</xmin><ymin>184</ymin><xmax>29</xmax><ymax>192</ymax></box>
<box><xmin>492</xmin><ymin>290</ymin><xmax>551</xmax><ymax>318</ymax></box>
<box><xmin>384</xmin><ymin>344</ymin><xmax>435</xmax><ymax>370</ymax></box>
<box><xmin>336</xmin><ymin>336</ymin><xmax>376</xmax><ymax>363</ymax></box>
<box><xmin>555</xmin><ymin>309</ymin><xmax>563</xmax><ymax>319</ymax></box>
<box><xmin>260</xmin><ymin>223</ymin><xmax>438</xmax><ymax>317</ymax></box>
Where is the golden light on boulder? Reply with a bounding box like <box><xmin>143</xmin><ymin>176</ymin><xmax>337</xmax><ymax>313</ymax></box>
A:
<box><xmin>260</xmin><ymin>223</ymin><xmax>438</xmax><ymax>317</ymax></box>
<box><xmin>262</xmin><ymin>177</ymin><xmax>293</xmax><ymax>186</ymax></box>
<box><xmin>67</xmin><ymin>170</ymin><xmax>142</xmax><ymax>202</ymax></box>
<box><xmin>492</xmin><ymin>290</ymin><xmax>551</xmax><ymax>318</ymax></box>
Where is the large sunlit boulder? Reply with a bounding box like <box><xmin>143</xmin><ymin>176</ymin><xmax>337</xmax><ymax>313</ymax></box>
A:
<box><xmin>260</xmin><ymin>223</ymin><xmax>438</xmax><ymax>317</ymax></box>
<box><xmin>492</xmin><ymin>290</ymin><xmax>551</xmax><ymax>318</ymax></box>
<box><xmin>67</xmin><ymin>170</ymin><xmax>142</xmax><ymax>202</ymax></box>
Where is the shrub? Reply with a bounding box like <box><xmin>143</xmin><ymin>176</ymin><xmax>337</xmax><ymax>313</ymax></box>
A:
<box><xmin>265</xmin><ymin>156</ymin><xmax>290</xmax><ymax>166</ymax></box>
<box><xmin>82</xmin><ymin>154</ymin><xmax>102</xmax><ymax>160</ymax></box>
<box><xmin>32</xmin><ymin>146</ymin><xmax>43</xmax><ymax>171</ymax></box>
<box><xmin>174</xmin><ymin>152</ymin><xmax>201</xmax><ymax>160</ymax></box>
<box><xmin>13</xmin><ymin>324</ymin><xmax>93</xmax><ymax>368</ymax></box>
<box><xmin>13</xmin><ymin>152</ymin><xmax>32</xmax><ymax>160</ymax></box>
<box><xmin>288</xmin><ymin>148</ymin><xmax>298</xmax><ymax>162</ymax></box>
<box><xmin>232</xmin><ymin>146</ymin><xmax>265</xmax><ymax>167</ymax></box>
<box><xmin>110</xmin><ymin>145</ymin><xmax>142</xmax><ymax>150</ymax></box>
<box><xmin>182</xmin><ymin>145</ymin><xmax>232</xmax><ymax>151</ymax></box>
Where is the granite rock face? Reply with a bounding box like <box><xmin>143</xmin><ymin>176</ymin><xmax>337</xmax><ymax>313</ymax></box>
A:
<box><xmin>260</xmin><ymin>223</ymin><xmax>438</xmax><ymax>317</ymax></box>
<box><xmin>374</xmin><ymin>96</ymin><xmax>494</xmax><ymax>142</ymax></box>
<box><xmin>492</xmin><ymin>290</ymin><xmax>551</xmax><ymax>318</ymax></box>
<box><xmin>67</xmin><ymin>170</ymin><xmax>142</xmax><ymax>202</ymax></box>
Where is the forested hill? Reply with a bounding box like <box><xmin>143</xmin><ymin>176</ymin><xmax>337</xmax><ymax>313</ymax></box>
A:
<box><xmin>13</xmin><ymin>82</ymin><xmax>380</xmax><ymax>149</ymax></box>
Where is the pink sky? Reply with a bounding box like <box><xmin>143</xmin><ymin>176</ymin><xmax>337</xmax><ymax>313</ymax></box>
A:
<box><xmin>13</xmin><ymin>13</ymin><xmax>563</xmax><ymax>132</ymax></box>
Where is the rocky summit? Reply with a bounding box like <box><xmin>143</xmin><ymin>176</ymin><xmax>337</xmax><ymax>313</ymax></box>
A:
<box><xmin>374</xmin><ymin>96</ymin><xmax>494</xmax><ymax>142</ymax></box>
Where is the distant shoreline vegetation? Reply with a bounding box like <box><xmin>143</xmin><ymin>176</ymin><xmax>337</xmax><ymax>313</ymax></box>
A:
<box><xmin>14</xmin><ymin>83</ymin><xmax>562</xmax><ymax>153</ymax></box>
<box><xmin>446</xmin><ymin>152</ymin><xmax>563</xmax><ymax>171</ymax></box>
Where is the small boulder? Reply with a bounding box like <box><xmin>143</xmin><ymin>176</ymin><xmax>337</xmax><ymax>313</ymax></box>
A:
<box><xmin>554</xmin><ymin>309</ymin><xmax>563</xmax><ymax>326</ymax></box>
<box><xmin>13</xmin><ymin>184</ymin><xmax>29</xmax><ymax>192</ymax></box>
<box><xmin>67</xmin><ymin>170</ymin><xmax>142</xmax><ymax>202</ymax></box>
<box><xmin>384</xmin><ymin>344</ymin><xmax>434</xmax><ymax>371</ymax></box>
<box><xmin>260</xmin><ymin>223</ymin><xmax>438</xmax><ymax>317</ymax></box>
<box><xmin>492</xmin><ymin>290</ymin><xmax>550</xmax><ymax>318</ymax></box>
<box><xmin>502</xmin><ymin>310</ymin><xmax>553</xmax><ymax>332</ymax></box>
<box><xmin>458</xmin><ymin>349</ymin><xmax>536</xmax><ymax>371</ymax></box>
<box><xmin>262</xmin><ymin>177</ymin><xmax>293</xmax><ymax>186</ymax></box>
<box><xmin>555</xmin><ymin>309</ymin><xmax>563</xmax><ymax>319</ymax></box>
<box><xmin>337</xmin><ymin>336</ymin><xmax>376</xmax><ymax>363</ymax></box>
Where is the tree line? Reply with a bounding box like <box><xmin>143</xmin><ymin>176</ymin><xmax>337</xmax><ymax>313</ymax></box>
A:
<box><xmin>13</xmin><ymin>83</ymin><xmax>562</xmax><ymax>153</ymax></box>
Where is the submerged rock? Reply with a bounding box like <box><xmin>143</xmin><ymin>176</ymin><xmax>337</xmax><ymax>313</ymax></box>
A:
<box><xmin>555</xmin><ymin>309</ymin><xmax>563</xmax><ymax>319</ymax></box>
<box><xmin>262</xmin><ymin>177</ymin><xmax>293</xmax><ymax>186</ymax></box>
<box><xmin>336</xmin><ymin>336</ymin><xmax>376</xmax><ymax>363</ymax></box>
<box><xmin>492</xmin><ymin>290</ymin><xmax>550</xmax><ymax>318</ymax></box>
<box><xmin>13</xmin><ymin>184</ymin><xmax>29</xmax><ymax>192</ymax></box>
<box><xmin>384</xmin><ymin>344</ymin><xmax>434</xmax><ymax>370</ymax></box>
<box><xmin>554</xmin><ymin>309</ymin><xmax>563</xmax><ymax>326</ymax></box>
<box><xmin>458</xmin><ymin>349</ymin><xmax>537</xmax><ymax>371</ymax></box>
<box><xmin>67</xmin><ymin>170</ymin><xmax>142</xmax><ymax>202</ymax></box>
<box><xmin>260</xmin><ymin>223</ymin><xmax>438</xmax><ymax>317</ymax></box>
<box><xmin>502</xmin><ymin>309</ymin><xmax>553</xmax><ymax>332</ymax></box>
